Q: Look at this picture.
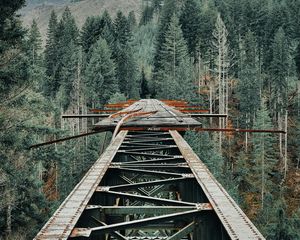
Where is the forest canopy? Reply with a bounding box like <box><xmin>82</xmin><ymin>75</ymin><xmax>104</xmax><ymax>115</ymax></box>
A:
<box><xmin>0</xmin><ymin>0</ymin><xmax>300</xmax><ymax>239</ymax></box>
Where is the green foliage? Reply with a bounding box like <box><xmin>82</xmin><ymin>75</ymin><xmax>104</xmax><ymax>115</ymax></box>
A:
<box><xmin>81</xmin><ymin>10</ymin><xmax>113</xmax><ymax>56</ymax></box>
<box><xmin>153</xmin><ymin>0</ymin><xmax>178</xmax><ymax>88</ymax></box>
<box><xmin>26</xmin><ymin>19</ymin><xmax>42</xmax><ymax>65</ymax></box>
<box><xmin>85</xmin><ymin>38</ymin><xmax>118</xmax><ymax>107</ymax></box>
<box><xmin>140</xmin><ymin>68</ymin><xmax>150</xmax><ymax>99</ymax></box>
<box><xmin>43</xmin><ymin>10</ymin><xmax>59</xmax><ymax>97</ymax></box>
<box><xmin>128</xmin><ymin>11</ymin><xmax>137</xmax><ymax>31</ymax></box>
<box><xmin>184</xmin><ymin>131</ymin><xmax>223</xmax><ymax>178</ymax></box>
<box><xmin>237</xmin><ymin>31</ymin><xmax>261</xmax><ymax>126</ymax></box>
<box><xmin>140</xmin><ymin>5</ymin><xmax>154</xmax><ymax>26</ymax></box>
<box><xmin>249</xmin><ymin>100</ymin><xmax>278</xmax><ymax>210</ymax></box>
<box><xmin>179</xmin><ymin>0</ymin><xmax>201</xmax><ymax>59</ymax></box>
<box><xmin>0</xmin><ymin>0</ymin><xmax>26</xmax><ymax>53</ymax></box>
<box><xmin>108</xmin><ymin>92</ymin><xmax>127</xmax><ymax>104</ymax></box>
<box><xmin>114</xmin><ymin>11</ymin><xmax>131</xmax><ymax>46</ymax></box>
<box><xmin>270</xmin><ymin>27</ymin><xmax>289</xmax><ymax>113</ymax></box>
<box><xmin>156</xmin><ymin>14</ymin><xmax>196</xmax><ymax>101</ymax></box>
<box><xmin>2</xmin><ymin>0</ymin><xmax>300</xmax><ymax>238</ymax></box>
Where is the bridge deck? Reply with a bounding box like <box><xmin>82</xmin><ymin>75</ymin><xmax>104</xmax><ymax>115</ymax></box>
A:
<box><xmin>34</xmin><ymin>99</ymin><xmax>265</xmax><ymax>240</ymax></box>
<box><xmin>93</xmin><ymin>99</ymin><xmax>202</xmax><ymax>130</ymax></box>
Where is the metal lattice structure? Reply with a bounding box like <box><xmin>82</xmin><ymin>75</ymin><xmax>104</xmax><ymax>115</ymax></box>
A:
<box><xmin>34</xmin><ymin>99</ymin><xmax>267</xmax><ymax>240</ymax></box>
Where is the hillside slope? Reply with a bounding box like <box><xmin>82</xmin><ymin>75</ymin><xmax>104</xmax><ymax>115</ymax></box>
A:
<box><xmin>21</xmin><ymin>0</ymin><xmax>142</xmax><ymax>43</ymax></box>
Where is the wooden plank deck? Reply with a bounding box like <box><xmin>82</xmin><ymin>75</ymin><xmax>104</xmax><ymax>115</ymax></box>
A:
<box><xmin>93</xmin><ymin>99</ymin><xmax>202</xmax><ymax>130</ymax></box>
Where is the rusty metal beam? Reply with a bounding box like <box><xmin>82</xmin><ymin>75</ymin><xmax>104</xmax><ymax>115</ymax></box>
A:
<box><xmin>114</xmin><ymin>157</ymin><xmax>184</xmax><ymax>165</ymax></box>
<box><xmin>118</xmin><ymin>151</ymin><xmax>176</xmax><ymax>158</ymax></box>
<box><xmin>90</xmin><ymin>109</ymin><xmax>119</xmax><ymax>113</ymax></box>
<box><xmin>117</xmin><ymin>126</ymin><xmax>286</xmax><ymax>134</ymax></box>
<box><xmin>120</xmin><ymin>145</ymin><xmax>178</xmax><ymax>152</ymax></box>
<box><xmin>108</xmin><ymin>177</ymin><xmax>192</xmax><ymax>191</ymax></box>
<box><xmin>96</xmin><ymin>190</ymin><xmax>197</xmax><ymax>206</ymax></box>
<box><xmin>70</xmin><ymin>210</ymin><xmax>201</xmax><ymax>237</ymax></box>
<box><xmin>91</xmin><ymin>217</ymin><xmax>127</xmax><ymax>240</ymax></box>
<box><xmin>85</xmin><ymin>206</ymin><xmax>211</xmax><ymax>215</ymax></box>
<box><xmin>178</xmin><ymin>109</ymin><xmax>210</xmax><ymax>113</ymax></box>
<box><xmin>168</xmin><ymin>221</ymin><xmax>196</xmax><ymax>240</ymax></box>
<box><xmin>62</xmin><ymin>114</ymin><xmax>110</xmax><ymax>118</ymax></box>
<box><xmin>29</xmin><ymin>131</ymin><xmax>104</xmax><ymax>149</ymax></box>
<box><xmin>110</xmin><ymin>167</ymin><xmax>185</xmax><ymax>177</ymax></box>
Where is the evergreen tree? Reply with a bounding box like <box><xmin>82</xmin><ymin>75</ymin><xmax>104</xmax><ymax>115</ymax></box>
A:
<box><xmin>140</xmin><ymin>68</ymin><xmax>150</xmax><ymax>98</ymax></box>
<box><xmin>152</xmin><ymin>0</ymin><xmax>163</xmax><ymax>12</ymax></box>
<box><xmin>85</xmin><ymin>38</ymin><xmax>118</xmax><ymax>107</ymax></box>
<box><xmin>100</xmin><ymin>10</ymin><xmax>114</xmax><ymax>46</ymax></box>
<box><xmin>270</xmin><ymin>27</ymin><xmax>289</xmax><ymax>115</ymax></box>
<box><xmin>238</xmin><ymin>31</ymin><xmax>260</xmax><ymax>126</ymax></box>
<box><xmin>139</xmin><ymin>5</ymin><xmax>154</xmax><ymax>26</ymax></box>
<box><xmin>156</xmin><ymin>14</ymin><xmax>194</xmax><ymax>100</ymax></box>
<box><xmin>114</xmin><ymin>11</ymin><xmax>131</xmax><ymax>46</ymax></box>
<box><xmin>128</xmin><ymin>11</ymin><xmax>137</xmax><ymax>31</ymax></box>
<box><xmin>153</xmin><ymin>0</ymin><xmax>178</xmax><ymax>96</ymax></box>
<box><xmin>185</xmin><ymin>131</ymin><xmax>224</xmax><ymax>178</ymax></box>
<box><xmin>0</xmin><ymin>1</ymin><xmax>52</xmax><ymax>238</ymax></box>
<box><xmin>59</xmin><ymin>7</ymin><xmax>79</xmax><ymax>45</ymax></box>
<box><xmin>114</xmin><ymin>43</ymin><xmax>140</xmax><ymax>98</ymax></box>
<box><xmin>57</xmin><ymin>41</ymin><xmax>80</xmax><ymax>110</ymax></box>
<box><xmin>44</xmin><ymin>8</ymin><xmax>79</xmax><ymax>100</ymax></box>
<box><xmin>81</xmin><ymin>11</ymin><xmax>113</xmax><ymax>55</ymax></box>
<box><xmin>80</xmin><ymin>16</ymin><xmax>100</xmax><ymax>54</ymax></box>
<box><xmin>251</xmin><ymin>100</ymin><xmax>277</xmax><ymax>209</ymax></box>
<box><xmin>27</xmin><ymin>19</ymin><xmax>42</xmax><ymax>65</ymax></box>
<box><xmin>0</xmin><ymin>0</ymin><xmax>26</xmax><ymax>54</ymax></box>
<box><xmin>43</xmin><ymin>10</ymin><xmax>59</xmax><ymax>97</ymax></box>
<box><xmin>179</xmin><ymin>0</ymin><xmax>201</xmax><ymax>59</ymax></box>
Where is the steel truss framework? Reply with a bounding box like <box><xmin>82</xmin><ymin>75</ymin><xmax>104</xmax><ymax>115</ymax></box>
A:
<box><xmin>35</xmin><ymin>130</ymin><xmax>265</xmax><ymax>240</ymax></box>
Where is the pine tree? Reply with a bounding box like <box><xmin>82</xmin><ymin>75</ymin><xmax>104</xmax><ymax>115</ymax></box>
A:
<box><xmin>197</xmin><ymin>0</ymin><xmax>217</xmax><ymax>58</ymax></box>
<box><xmin>251</xmin><ymin>100</ymin><xmax>277</xmax><ymax>209</ymax></box>
<box><xmin>139</xmin><ymin>5</ymin><xmax>154</xmax><ymax>26</ymax></box>
<box><xmin>101</xmin><ymin>10</ymin><xmax>114</xmax><ymax>46</ymax></box>
<box><xmin>238</xmin><ymin>31</ymin><xmax>261</xmax><ymax>126</ymax></box>
<box><xmin>43</xmin><ymin>10</ymin><xmax>59</xmax><ymax>97</ymax></box>
<box><xmin>128</xmin><ymin>11</ymin><xmax>137</xmax><ymax>31</ymax></box>
<box><xmin>81</xmin><ymin>16</ymin><xmax>100</xmax><ymax>54</ymax></box>
<box><xmin>57</xmin><ymin>41</ymin><xmax>80</xmax><ymax>110</ymax></box>
<box><xmin>140</xmin><ymin>68</ymin><xmax>150</xmax><ymax>98</ymax></box>
<box><xmin>179</xmin><ymin>0</ymin><xmax>201</xmax><ymax>59</ymax></box>
<box><xmin>85</xmin><ymin>38</ymin><xmax>118</xmax><ymax>107</ymax></box>
<box><xmin>114</xmin><ymin>43</ymin><xmax>140</xmax><ymax>98</ymax></box>
<box><xmin>161</xmin><ymin>14</ymin><xmax>188</xmax><ymax>80</ymax></box>
<box><xmin>27</xmin><ymin>19</ymin><xmax>42</xmax><ymax>65</ymax></box>
<box><xmin>184</xmin><ymin>131</ymin><xmax>224</xmax><ymax>179</ymax></box>
<box><xmin>270</xmin><ymin>27</ymin><xmax>289</xmax><ymax>115</ymax></box>
<box><xmin>114</xmin><ymin>11</ymin><xmax>131</xmax><ymax>46</ymax></box>
<box><xmin>153</xmin><ymin>0</ymin><xmax>178</xmax><ymax>96</ymax></box>
<box><xmin>44</xmin><ymin>7</ymin><xmax>79</xmax><ymax>100</ymax></box>
<box><xmin>156</xmin><ymin>13</ymin><xmax>194</xmax><ymax>100</ymax></box>
<box><xmin>81</xmin><ymin>11</ymin><xmax>113</xmax><ymax>55</ymax></box>
<box><xmin>0</xmin><ymin>2</ymin><xmax>52</xmax><ymax>237</ymax></box>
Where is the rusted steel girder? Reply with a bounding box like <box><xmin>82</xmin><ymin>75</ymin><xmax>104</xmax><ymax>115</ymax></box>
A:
<box><xmin>179</xmin><ymin>109</ymin><xmax>210</xmax><ymax>113</ymax></box>
<box><xmin>116</xmin><ymin>126</ymin><xmax>286</xmax><ymax>134</ymax></box>
<box><xmin>90</xmin><ymin>109</ymin><xmax>120</xmax><ymax>112</ymax></box>
<box><xmin>112</xmin><ymin>110</ymin><xmax>158</xmax><ymax>139</ymax></box>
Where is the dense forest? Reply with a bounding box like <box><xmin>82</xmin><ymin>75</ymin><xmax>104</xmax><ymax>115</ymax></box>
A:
<box><xmin>1</xmin><ymin>0</ymin><xmax>300</xmax><ymax>239</ymax></box>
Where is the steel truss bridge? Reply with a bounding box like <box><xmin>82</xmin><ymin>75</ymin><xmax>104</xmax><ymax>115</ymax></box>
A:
<box><xmin>33</xmin><ymin>99</ymin><xmax>270</xmax><ymax>240</ymax></box>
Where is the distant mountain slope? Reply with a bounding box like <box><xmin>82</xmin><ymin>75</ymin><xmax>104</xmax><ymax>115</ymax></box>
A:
<box><xmin>21</xmin><ymin>0</ymin><xmax>142</xmax><ymax>44</ymax></box>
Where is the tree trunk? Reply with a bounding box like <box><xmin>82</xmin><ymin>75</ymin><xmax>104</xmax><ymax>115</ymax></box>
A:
<box><xmin>284</xmin><ymin>111</ymin><xmax>288</xmax><ymax>179</ymax></box>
